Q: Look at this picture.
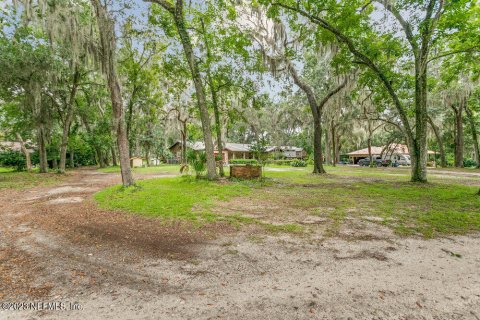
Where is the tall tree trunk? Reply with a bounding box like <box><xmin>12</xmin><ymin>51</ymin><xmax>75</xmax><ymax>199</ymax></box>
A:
<box><xmin>335</xmin><ymin>136</ymin><xmax>341</xmax><ymax>164</ymax></box>
<box><xmin>29</xmin><ymin>81</ymin><xmax>48</xmax><ymax>173</ymax></box>
<box><xmin>69</xmin><ymin>148</ymin><xmax>74</xmax><ymax>168</ymax></box>
<box><xmin>464</xmin><ymin>102</ymin><xmax>480</xmax><ymax>168</ymax></box>
<box><xmin>180</xmin><ymin>120</ymin><xmax>187</xmax><ymax>164</ymax></box>
<box><xmin>451</xmin><ymin>103</ymin><xmax>464</xmax><ymax>168</ymax></box>
<box><xmin>52</xmin><ymin>156</ymin><xmax>58</xmax><ymax>170</ymax></box>
<box><xmin>331</xmin><ymin>121</ymin><xmax>336</xmax><ymax>167</ymax></box>
<box><xmin>96</xmin><ymin>148</ymin><xmax>107</xmax><ymax>168</ymax></box>
<box><xmin>367</xmin><ymin>136</ymin><xmax>373</xmax><ymax>166</ymax></box>
<box><xmin>201</xmin><ymin>18</ymin><xmax>225</xmax><ymax>177</ymax></box>
<box><xmin>92</xmin><ymin>0</ymin><xmax>134</xmax><ymax>186</ymax></box>
<box><xmin>324</xmin><ymin>123</ymin><xmax>331</xmax><ymax>165</ymax></box>
<box><xmin>145</xmin><ymin>146</ymin><xmax>150</xmax><ymax>167</ymax></box>
<box><xmin>427</xmin><ymin>115</ymin><xmax>447</xmax><ymax>167</ymax></box>
<box><xmin>126</xmin><ymin>86</ymin><xmax>138</xmax><ymax>156</ymax></box>
<box><xmin>59</xmin><ymin>68</ymin><xmax>80</xmax><ymax>173</ymax></box>
<box><xmin>172</xmin><ymin>3</ymin><xmax>216</xmax><ymax>179</ymax></box>
<box><xmin>213</xmin><ymin>104</ymin><xmax>225</xmax><ymax>177</ymax></box>
<box><xmin>312</xmin><ymin>116</ymin><xmax>326</xmax><ymax>174</ymax></box>
<box><xmin>410</xmin><ymin>52</ymin><xmax>429</xmax><ymax>182</ymax></box>
<box><xmin>37</xmin><ymin>126</ymin><xmax>48</xmax><ymax>173</ymax></box>
<box><xmin>16</xmin><ymin>133</ymin><xmax>32</xmax><ymax>172</ymax></box>
<box><xmin>111</xmin><ymin>146</ymin><xmax>117</xmax><ymax>166</ymax></box>
<box><xmin>287</xmin><ymin>63</ymin><xmax>346</xmax><ymax>174</ymax></box>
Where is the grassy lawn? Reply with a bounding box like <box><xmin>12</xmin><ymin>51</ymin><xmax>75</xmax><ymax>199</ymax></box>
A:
<box><xmin>95</xmin><ymin>165</ymin><xmax>480</xmax><ymax>238</ymax></box>
<box><xmin>0</xmin><ymin>168</ymin><xmax>67</xmax><ymax>189</ymax></box>
<box><xmin>95</xmin><ymin>176</ymin><xmax>253</xmax><ymax>220</ymax></box>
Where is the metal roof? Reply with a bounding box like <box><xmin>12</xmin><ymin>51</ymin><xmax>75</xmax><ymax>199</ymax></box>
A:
<box><xmin>169</xmin><ymin>141</ymin><xmax>304</xmax><ymax>153</ymax></box>
<box><xmin>348</xmin><ymin>144</ymin><xmax>435</xmax><ymax>156</ymax></box>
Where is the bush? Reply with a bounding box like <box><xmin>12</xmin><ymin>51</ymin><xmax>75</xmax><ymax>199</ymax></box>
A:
<box><xmin>463</xmin><ymin>158</ymin><xmax>478</xmax><ymax>168</ymax></box>
<box><xmin>186</xmin><ymin>150</ymin><xmax>207</xmax><ymax>177</ymax></box>
<box><xmin>0</xmin><ymin>151</ymin><xmax>26</xmax><ymax>171</ymax></box>
<box><xmin>230</xmin><ymin>159</ymin><xmax>258</xmax><ymax>165</ymax></box>
<box><xmin>266</xmin><ymin>159</ymin><xmax>293</xmax><ymax>166</ymax></box>
<box><xmin>291</xmin><ymin>160</ymin><xmax>307</xmax><ymax>167</ymax></box>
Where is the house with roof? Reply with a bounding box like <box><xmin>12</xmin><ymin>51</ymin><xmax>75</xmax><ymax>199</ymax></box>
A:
<box><xmin>168</xmin><ymin>141</ymin><xmax>305</xmax><ymax>164</ymax></box>
<box><xmin>0</xmin><ymin>141</ymin><xmax>35</xmax><ymax>154</ymax></box>
<box><xmin>277</xmin><ymin>146</ymin><xmax>307</xmax><ymax>159</ymax></box>
<box><xmin>169</xmin><ymin>141</ymin><xmax>253</xmax><ymax>164</ymax></box>
<box><xmin>347</xmin><ymin>144</ymin><xmax>435</xmax><ymax>165</ymax></box>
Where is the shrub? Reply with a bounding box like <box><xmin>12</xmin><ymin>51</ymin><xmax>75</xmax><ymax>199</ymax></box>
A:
<box><xmin>186</xmin><ymin>150</ymin><xmax>207</xmax><ymax>177</ymax></box>
<box><xmin>463</xmin><ymin>158</ymin><xmax>477</xmax><ymax>168</ymax></box>
<box><xmin>291</xmin><ymin>160</ymin><xmax>307</xmax><ymax>167</ymax></box>
<box><xmin>266</xmin><ymin>159</ymin><xmax>293</xmax><ymax>166</ymax></box>
<box><xmin>0</xmin><ymin>151</ymin><xmax>26</xmax><ymax>171</ymax></box>
<box><xmin>230</xmin><ymin>159</ymin><xmax>258</xmax><ymax>165</ymax></box>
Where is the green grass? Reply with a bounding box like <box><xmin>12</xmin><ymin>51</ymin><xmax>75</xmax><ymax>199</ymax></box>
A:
<box><xmin>0</xmin><ymin>168</ymin><xmax>66</xmax><ymax>189</ymax></box>
<box><xmin>98</xmin><ymin>164</ymin><xmax>180</xmax><ymax>174</ymax></box>
<box><xmin>95</xmin><ymin>165</ymin><xmax>480</xmax><ymax>238</ymax></box>
<box><xmin>95</xmin><ymin>175</ymin><xmax>302</xmax><ymax>233</ymax></box>
<box><xmin>354</xmin><ymin>182</ymin><xmax>480</xmax><ymax>237</ymax></box>
<box><xmin>95</xmin><ymin>175</ymin><xmax>254</xmax><ymax>220</ymax></box>
<box><xmin>261</xmin><ymin>167</ymin><xmax>480</xmax><ymax>237</ymax></box>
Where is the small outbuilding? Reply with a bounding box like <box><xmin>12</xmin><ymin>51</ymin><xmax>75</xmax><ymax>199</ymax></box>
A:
<box><xmin>130</xmin><ymin>157</ymin><xmax>144</xmax><ymax>168</ymax></box>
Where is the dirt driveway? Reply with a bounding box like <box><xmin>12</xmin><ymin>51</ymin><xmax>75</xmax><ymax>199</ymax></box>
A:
<box><xmin>0</xmin><ymin>168</ymin><xmax>479</xmax><ymax>319</ymax></box>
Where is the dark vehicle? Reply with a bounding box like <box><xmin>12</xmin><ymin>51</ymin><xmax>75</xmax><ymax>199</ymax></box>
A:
<box><xmin>358</xmin><ymin>157</ymin><xmax>388</xmax><ymax>167</ymax></box>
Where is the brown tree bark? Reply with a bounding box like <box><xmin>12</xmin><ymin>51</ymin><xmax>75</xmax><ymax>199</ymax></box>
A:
<box><xmin>331</xmin><ymin>121</ymin><xmax>336</xmax><ymax>167</ymax></box>
<box><xmin>201</xmin><ymin>18</ymin><xmax>225</xmax><ymax>177</ymax></box>
<box><xmin>287</xmin><ymin>63</ymin><xmax>347</xmax><ymax>174</ymax></box>
<box><xmin>146</xmin><ymin>0</ymin><xmax>217</xmax><ymax>179</ymax></box>
<box><xmin>464</xmin><ymin>102</ymin><xmax>480</xmax><ymax>168</ymax></box>
<box><xmin>52</xmin><ymin>156</ymin><xmax>58</xmax><ymax>170</ymax></box>
<box><xmin>111</xmin><ymin>146</ymin><xmax>117</xmax><ymax>166</ymax></box>
<box><xmin>451</xmin><ymin>101</ymin><xmax>464</xmax><ymax>168</ymax></box>
<box><xmin>16</xmin><ymin>133</ymin><xmax>32</xmax><ymax>172</ymax></box>
<box><xmin>324</xmin><ymin>122</ymin><xmax>331</xmax><ymax>165</ymax></box>
<box><xmin>145</xmin><ymin>146</ymin><xmax>150</xmax><ymax>167</ymax></box>
<box><xmin>28</xmin><ymin>80</ymin><xmax>48</xmax><ymax>173</ymax></box>
<box><xmin>335</xmin><ymin>135</ymin><xmax>341</xmax><ymax>164</ymax></box>
<box><xmin>69</xmin><ymin>148</ymin><xmax>75</xmax><ymax>168</ymax></box>
<box><xmin>37</xmin><ymin>125</ymin><xmax>48</xmax><ymax>173</ymax></box>
<box><xmin>312</xmin><ymin>117</ymin><xmax>325</xmax><ymax>174</ymax></box>
<box><xmin>59</xmin><ymin>67</ymin><xmax>80</xmax><ymax>173</ymax></box>
<box><xmin>92</xmin><ymin>0</ymin><xmax>134</xmax><ymax>186</ymax></box>
<box><xmin>427</xmin><ymin>115</ymin><xmax>447</xmax><ymax>167</ymax></box>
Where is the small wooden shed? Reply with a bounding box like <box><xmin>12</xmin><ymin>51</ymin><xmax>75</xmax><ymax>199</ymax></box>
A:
<box><xmin>130</xmin><ymin>157</ymin><xmax>144</xmax><ymax>168</ymax></box>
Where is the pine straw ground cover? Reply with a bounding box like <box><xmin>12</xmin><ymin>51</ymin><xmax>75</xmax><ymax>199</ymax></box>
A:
<box><xmin>95</xmin><ymin>166</ymin><xmax>480</xmax><ymax>238</ymax></box>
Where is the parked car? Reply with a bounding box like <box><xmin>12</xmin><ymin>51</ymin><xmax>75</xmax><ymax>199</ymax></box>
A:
<box><xmin>396</xmin><ymin>155</ymin><xmax>411</xmax><ymax>166</ymax></box>
<box><xmin>358</xmin><ymin>157</ymin><xmax>384</xmax><ymax>167</ymax></box>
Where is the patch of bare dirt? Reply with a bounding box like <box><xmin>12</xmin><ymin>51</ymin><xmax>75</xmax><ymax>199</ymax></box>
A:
<box><xmin>0</xmin><ymin>246</ymin><xmax>53</xmax><ymax>300</ymax></box>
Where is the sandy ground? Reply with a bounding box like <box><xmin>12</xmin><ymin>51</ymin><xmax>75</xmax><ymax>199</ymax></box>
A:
<box><xmin>0</xmin><ymin>168</ymin><xmax>479</xmax><ymax>320</ymax></box>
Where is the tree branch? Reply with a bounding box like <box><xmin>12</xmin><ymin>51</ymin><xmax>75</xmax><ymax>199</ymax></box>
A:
<box><xmin>317</xmin><ymin>78</ymin><xmax>347</xmax><ymax>110</ymax></box>
<box><xmin>144</xmin><ymin>0</ymin><xmax>174</xmax><ymax>13</ymax></box>
<box><xmin>427</xmin><ymin>46</ymin><xmax>479</xmax><ymax>63</ymax></box>
<box><xmin>271</xmin><ymin>1</ymin><xmax>413</xmax><ymax>139</ymax></box>
<box><xmin>377</xmin><ymin>1</ymin><xmax>418</xmax><ymax>55</ymax></box>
